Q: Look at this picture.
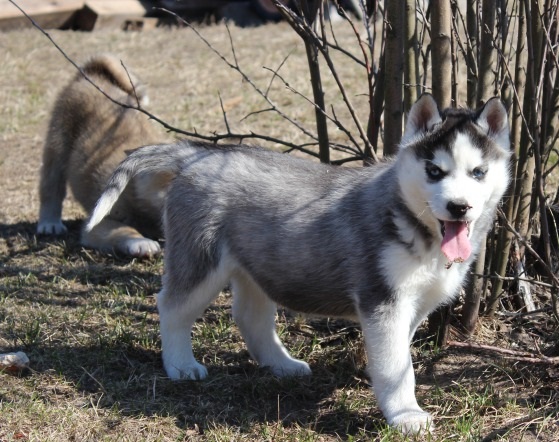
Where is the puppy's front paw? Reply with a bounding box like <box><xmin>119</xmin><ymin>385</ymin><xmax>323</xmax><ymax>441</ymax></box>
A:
<box><xmin>121</xmin><ymin>238</ymin><xmax>161</xmax><ymax>258</ymax></box>
<box><xmin>37</xmin><ymin>220</ymin><xmax>68</xmax><ymax>236</ymax></box>
<box><xmin>267</xmin><ymin>358</ymin><xmax>312</xmax><ymax>378</ymax></box>
<box><xmin>390</xmin><ymin>410</ymin><xmax>434</xmax><ymax>435</ymax></box>
<box><xmin>165</xmin><ymin>360</ymin><xmax>208</xmax><ymax>381</ymax></box>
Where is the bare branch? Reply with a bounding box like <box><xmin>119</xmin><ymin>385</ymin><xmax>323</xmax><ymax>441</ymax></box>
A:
<box><xmin>497</xmin><ymin>208</ymin><xmax>559</xmax><ymax>322</ymax></box>
<box><xmin>218</xmin><ymin>92</ymin><xmax>231</xmax><ymax>134</ymax></box>
<box><xmin>264</xmin><ymin>51</ymin><xmax>294</xmax><ymax>97</ymax></box>
<box><xmin>448</xmin><ymin>340</ymin><xmax>559</xmax><ymax>364</ymax></box>
<box><xmin>262</xmin><ymin>66</ymin><xmax>363</xmax><ymax>157</ymax></box>
<box><xmin>119</xmin><ymin>60</ymin><xmax>142</xmax><ymax>107</ymax></box>
<box><xmin>158</xmin><ymin>8</ymin><xmax>319</xmax><ymax>144</ymax></box>
<box><xmin>273</xmin><ymin>1</ymin><xmax>377</xmax><ymax>161</ymax></box>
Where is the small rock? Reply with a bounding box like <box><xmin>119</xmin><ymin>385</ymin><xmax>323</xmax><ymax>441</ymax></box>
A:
<box><xmin>0</xmin><ymin>351</ymin><xmax>30</xmax><ymax>373</ymax></box>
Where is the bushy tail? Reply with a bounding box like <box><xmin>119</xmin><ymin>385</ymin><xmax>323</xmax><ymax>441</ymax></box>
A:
<box><xmin>86</xmin><ymin>142</ymin><xmax>188</xmax><ymax>232</ymax></box>
<box><xmin>81</xmin><ymin>54</ymin><xmax>149</xmax><ymax>106</ymax></box>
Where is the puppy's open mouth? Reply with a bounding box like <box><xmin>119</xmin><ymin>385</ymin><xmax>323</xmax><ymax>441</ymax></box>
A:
<box><xmin>439</xmin><ymin>220</ymin><xmax>471</xmax><ymax>265</ymax></box>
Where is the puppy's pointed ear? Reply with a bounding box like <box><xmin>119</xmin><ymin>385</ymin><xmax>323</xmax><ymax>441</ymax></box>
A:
<box><xmin>476</xmin><ymin>97</ymin><xmax>509</xmax><ymax>136</ymax></box>
<box><xmin>476</xmin><ymin>97</ymin><xmax>510</xmax><ymax>152</ymax></box>
<box><xmin>401</xmin><ymin>94</ymin><xmax>442</xmax><ymax>146</ymax></box>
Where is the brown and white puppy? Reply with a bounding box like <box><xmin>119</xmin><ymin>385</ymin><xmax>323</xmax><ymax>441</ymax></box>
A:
<box><xmin>37</xmin><ymin>54</ymin><xmax>171</xmax><ymax>257</ymax></box>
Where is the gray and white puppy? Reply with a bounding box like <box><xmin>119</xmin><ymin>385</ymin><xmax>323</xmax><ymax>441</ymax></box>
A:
<box><xmin>87</xmin><ymin>94</ymin><xmax>511</xmax><ymax>434</ymax></box>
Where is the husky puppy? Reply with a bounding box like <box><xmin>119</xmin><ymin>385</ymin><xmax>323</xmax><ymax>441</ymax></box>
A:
<box><xmin>37</xmin><ymin>54</ymin><xmax>169</xmax><ymax>257</ymax></box>
<box><xmin>87</xmin><ymin>94</ymin><xmax>510</xmax><ymax>433</ymax></box>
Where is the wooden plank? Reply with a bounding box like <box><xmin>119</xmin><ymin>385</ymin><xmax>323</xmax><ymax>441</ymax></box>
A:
<box><xmin>74</xmin><ymin>0</ymin><xmax>156</xmax><ymax>30</ymax></box>
<box><xmin>0</xmin><ymin>0</ymin><xmax>84</xmax><ymax>30</ymax></box>
<box><xmin>158</xmin><ymin>0</ymin><xmax>237</xmax><ymax>9</ymax></box>
<box><xmin>83</xmin><ymin>0</ymin><xmax>148</xmax><ymax>16</ymax></box>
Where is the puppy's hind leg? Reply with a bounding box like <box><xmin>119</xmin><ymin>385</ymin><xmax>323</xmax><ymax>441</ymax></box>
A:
<box><xmin>231</xmin><ymin>274</ymin><xmax>311</xmax><ymax>377</ymax></box>
<box><xmin>158</xmin><ymin>271</ymin><xmax>227</xmax><ymax>380</ymax></box>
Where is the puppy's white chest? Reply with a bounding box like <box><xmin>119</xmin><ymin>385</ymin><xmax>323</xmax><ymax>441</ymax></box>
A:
<box><xmin>381</xmin><ymin>243</ymin><xmax>464</xmax><ymax>304</ymax></box>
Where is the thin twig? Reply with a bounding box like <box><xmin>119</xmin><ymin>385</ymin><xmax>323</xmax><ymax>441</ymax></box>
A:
<box><xmin>265</xmin><ymin>51</ymin><xmax>294</xmax><ymax>97</ymax></box>
<box><xmin>119</xmin><ymin>60</ymin><xmax>142</xmax><ymax>107</ymax></box>
<box><xmin>261</xmin><ymin>66</ymin><xmax>362</xmax><ymax>156</ymax></box>
<box><xmin>218</xmin><ymin>92</ymin><xmax>231</xmax><ymax>133</ymax></box>
<box><xmin>471</xmin><ymin>272</ymin><xmax>554</xmax><ymax>289</ymax></box>
<box><xmin>274</xmin><ymin>1</ymin><xmax>377</xmax><ymax>161</ymax></box>
<box><xmin>448</xmin><ymin>340</ymin><xmax>559</xmax><ymax>364</ymax></box>
<box><xmin>497</xmin><ymin>208</ymin><xmax>559</xmax><ymax>322</ymax></box>
<box><xmin>157</xmin><ymin>7</ymin><xmax>319</xmax><ymax>144</ymax></box>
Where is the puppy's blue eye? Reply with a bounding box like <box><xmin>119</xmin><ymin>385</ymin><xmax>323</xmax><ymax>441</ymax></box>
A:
<box><xmin>472</xmin><ymin>167</ymin><xmax>486</xmax><ymax>180</ymax></box>
<box><xmin>426</xmin><ymin>163</ymin><xmax>445</xmax><ymax>180</ymax></box>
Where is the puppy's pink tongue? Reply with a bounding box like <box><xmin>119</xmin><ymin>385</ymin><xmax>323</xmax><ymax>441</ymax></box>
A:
<box><xmin>441</xmin><ymin>221</ymin><xmax>471</xmax><ymax>262</ymax></box>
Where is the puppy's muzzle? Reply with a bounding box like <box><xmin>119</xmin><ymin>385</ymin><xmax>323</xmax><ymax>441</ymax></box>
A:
<box><xmin>446</xmin><ymin>200</ymin><xmax>472</xmax><ymax>219</ymax></box>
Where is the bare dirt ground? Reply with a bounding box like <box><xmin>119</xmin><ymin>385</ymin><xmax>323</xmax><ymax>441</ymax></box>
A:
<box><xmin>1</xmin><ymin>19</ymin><xmax>558</xmax><ymax>442</ymax></box>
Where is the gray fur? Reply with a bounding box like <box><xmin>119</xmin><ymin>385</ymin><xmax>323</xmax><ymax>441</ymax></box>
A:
<box><xmin>87</xmin><ymin>94</ymin><xmax>511</xmax><ymax>434</ymax></box>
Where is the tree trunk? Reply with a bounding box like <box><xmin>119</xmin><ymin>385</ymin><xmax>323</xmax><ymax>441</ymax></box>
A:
<box><xmin>485</xmin><ymin>0</ymin><xmax>526</xmax><ymax>321</ymax></box>
<box><xmin>513</xmin><ymin>0</ymin><xmax>543</xmax><ymax>255</ymax></box>
<box><xmin>304</xmin><ymin>37</ymin><xmax>330</xmax><ymax>164</ymax></box>
<box><xmin>404</xmin><ymin>0</ymin><xmax>419</xmax><ymax>113</ymax></box>
<box><xmin>466</xmin><ymin>0</ymin><xmax>478</xmax><ymax>108</ymax></box>
<box><xmin>461</xmin><ymin>0</ymin><xmax>496</xmax><ymax>325</ymax></box>
<box><xmin>427</xmin><ymin>0</ymin><xmax>452</xmax><ymax>347</ymax></box>
<box><xmin>383</xmin><ymin>0</ymin><xmax>404</xmax><ymax>156</ymax></box>
<box><xmin>431</xmin><ymin>0</ymin><xmax>452</xmax><ymax>108</ymax></box>
<box><xmin>476</xmin><ymin>0</ymin><xmax>497</xmax><ymax>105</ymax></box>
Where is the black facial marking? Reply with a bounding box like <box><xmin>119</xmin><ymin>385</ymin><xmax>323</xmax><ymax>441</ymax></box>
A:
<box><xmin>425</xmin><ymin>161</ymin><xmax>447</xmax><ymax>182</ymax></box>
<box><xmin>409</xmin><ymin>106</ymin><xmax>503</xmax><ymax>162</ymax></box>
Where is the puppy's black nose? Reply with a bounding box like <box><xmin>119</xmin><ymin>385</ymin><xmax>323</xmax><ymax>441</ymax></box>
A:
<box><xmin>447</xmin><ymin>201</ymin><xmax>471</xmax><ymax>219</ymax></box>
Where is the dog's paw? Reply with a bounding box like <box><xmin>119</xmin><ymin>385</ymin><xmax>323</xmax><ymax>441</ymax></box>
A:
<box><xmin>267</xmin><ymin>358</ymin><xmax>312</xmax><ymax>378</ymax></box>
<box><xmin>165</xmin><ymin>361</ymin><xmax>208</xmax><ymax>381</ymax></box>
<box><xmin>390</xmin><ymin>410</ymin><xmax>434</xmax><ymax>435</ymax></box>
<box><xmin>37</xmin><ymin>220</ymin><xmax>68</xmax><ymax>236</ymax></box>
<box><xmin>121</xmin><ymin>238</ymin><xmax>161</xmax><ymax>258</ymax></box>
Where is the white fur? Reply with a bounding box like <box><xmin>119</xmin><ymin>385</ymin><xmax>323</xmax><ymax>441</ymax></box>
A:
<box><xmin>374</xmin><ymin>242</ymin><xmax>468</xmax><ymax>431</ymax></box>
<box><xmin>157</xmin><ymin>136</ymin><xmax>506</xmax><ymax>433</ymax></box>
<box><xmin>87</xmin><ymin>95</ymin><xmax>509</xmax><ymax>436</ymax></box>
<box><xmin>231</xmin><ymin>271</ymin><xmax>311</xmax><ymax>377</ymax></box>
<box><xmin>372</xmin><ymin>128</ymin><xmax>507</xmax><ymax>432</ymax></box>
<box><xmin>37</xmin><ymin>200</ymin><xmax>68</xmax><ymax>235</ymax></box>
<box><xmin>37</xmin><ymin>218</ymin><xmax>68</xmax><ymax>236</ymax></box>
<box><xmin>361</xmin><ymin>311</ymin><xmax>433</xmax><ymax>433</ymax></box>
<box><xmin>157</xmin><ymin>247</ymin><xmax>243</xmax><ymax>380</ymax></box>
<box><xmin>86</xmin><ymin>195</ymin><xmax>118</xmax><ymax>233</ymax></box>
<box><xmin>159</xmin><ymin>252</ymin><xmax>312</xmax><ymax>380</ymax></box>
<box><xmin>397</xmin><ymin>133</ymin><xmax>505</xmax><ymax>233</ymax></box>
<box><xmin>158</xmin><ymin>271</ymin><xmax>227</xmax><ymax>380</ymax></box>
<box><xmin>123</xmin><ymin>237</ymin><xmax>161</xmax><ymax>257</ymax></box>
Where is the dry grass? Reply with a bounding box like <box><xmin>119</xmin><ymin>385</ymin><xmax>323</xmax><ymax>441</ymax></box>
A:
<box><xmin>1</xmin><ymin>19</ymin><xmax>558</xmax><ymax>442</ymax></box>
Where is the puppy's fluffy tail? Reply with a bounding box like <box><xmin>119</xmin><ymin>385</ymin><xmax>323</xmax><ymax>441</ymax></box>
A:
<box><xmin>86</xmin><ymin>143</ymin><xmax>187</xmax><ymax>232</ymax></box>
<box><xmin>81</xmin><ymin>54</ymin><xmax>149</xmax><ymax>106</ymax></box>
